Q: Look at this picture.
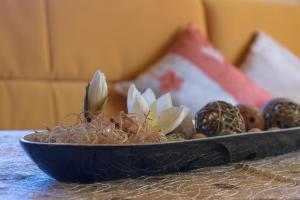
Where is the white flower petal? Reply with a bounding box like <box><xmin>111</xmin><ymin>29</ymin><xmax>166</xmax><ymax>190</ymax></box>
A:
<box><xmin>130</xmin><ymin>93</ymin><xmax>150</xmax><ymax>115</ymax></box>
<box><xmin>156</xmin><ymin>105</ymin><xmax>190</xmax><ymax>134</ymax></box>
<box><xmin>149</xmin><ymin>101</ymin><xmax>157</xmax><ymax>119</ymax></box>
<box><xmin>127</xmin><ymin>84</ymin><xmax>140</xmax><ymax>113</ymax></box>
<box><xmin>142</xmin><ymin>88</ymin><xmax>156</xmax><ymax>106</ymax></box>
<box><xmin>155</xmin><ymin>93</ymin><xmax>173</xmax><ymax>116</ymax></box>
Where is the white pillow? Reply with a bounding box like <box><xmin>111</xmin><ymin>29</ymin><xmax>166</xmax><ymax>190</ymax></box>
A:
<box><xmin>241</xmin><ymin>32</ymin><xmax>300</xmax><ymax>103</ymax></box>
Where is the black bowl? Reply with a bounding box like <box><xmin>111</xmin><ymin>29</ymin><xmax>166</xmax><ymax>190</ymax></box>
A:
<box><xmin>20</xmin><ymin>128</ymin><xmax>300</xmax><ymax>183</ymax></box>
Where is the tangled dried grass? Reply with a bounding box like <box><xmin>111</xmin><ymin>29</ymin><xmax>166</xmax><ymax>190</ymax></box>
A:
<box><xmin>27</xmin><ymin>112</ymin><xmax>171</xmax><ymax>145</ymax></box>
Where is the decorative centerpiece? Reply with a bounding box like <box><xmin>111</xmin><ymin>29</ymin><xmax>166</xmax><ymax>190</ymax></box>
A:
<box><xmin>27</xmin><ymin>71</ymin><xmax>300</xmax><ymax>145</ymax></box>
<box><xmin>20</xmin><ymin>72</ymin><xmax>300</xmax><ymax>183</ymax></box>
<box><xmin>28</xmin><ymin>70</ymin><xmax>191</xmax><ymax>144</ymax></box>
<box><xmin>262</xmin><ymin>98</ymin><xmax>300</xmax><ymax>129</ymax></box>
<box><xmin>195</xmin><ymin>101</ymin><xmax>245</xmax><ymax>137</ymax></box>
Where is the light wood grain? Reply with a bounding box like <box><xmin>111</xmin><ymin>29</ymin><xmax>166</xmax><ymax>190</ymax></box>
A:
<box><xmin>2</xmin><ymin>131</ymin><xmax>300</xmax><ymax>199</ymax></box>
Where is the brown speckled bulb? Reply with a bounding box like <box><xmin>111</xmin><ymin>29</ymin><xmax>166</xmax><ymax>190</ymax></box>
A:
<box><xmin>237</xmin><ymin>104</ymin><xmax>265</xmax><ymax>131</ymax></box>
<box><xmin>262</xmin><ymin>98</ymin><xmax>300</xmax><ymax>129</ymax></box>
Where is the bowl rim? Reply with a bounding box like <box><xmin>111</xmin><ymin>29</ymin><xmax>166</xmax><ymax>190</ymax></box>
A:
<box><xmin>18</xmin><ymin>127</ymin><xmax>293</xmax><ymax>147</ymax></box>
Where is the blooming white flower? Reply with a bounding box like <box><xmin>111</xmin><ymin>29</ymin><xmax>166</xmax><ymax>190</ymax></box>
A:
<box><xmin>127</xmin><ymin>84</ymin><xmax>190</xmax><ymax>134</ymax></box>
<box><xmin>84</xmin><ymin>70</ymin><xmax>108</xmax><ymax>119</ymax></box>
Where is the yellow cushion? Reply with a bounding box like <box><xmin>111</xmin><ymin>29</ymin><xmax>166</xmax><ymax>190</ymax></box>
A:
<box><xmin>203</xmin><ymin>0</ymin><xmax>300</xmax><ymax>65</ymax></box>
<box><xmin>0</xmin><ymin>0</ymin><xmax>50</xmax><ymax>79</ymax></box>
<box><xmin>47</xmin><ymin>0</ymin><xmax>207</xmax><ymax>81</ymax></box>
<box><xmin>0</xmin><ymin>81</ymin><xmax>125</xmax><ymax>129</ymax></box>
<box><xmin>0</xmin><ymin>81</ymin><xmax>55</xmax><ymax>129</ymax></box>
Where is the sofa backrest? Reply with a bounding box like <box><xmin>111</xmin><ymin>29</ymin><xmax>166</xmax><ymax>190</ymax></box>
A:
<box><xmin>2</xmin><ymin>0</ymin><xmax>300</xmax><ymax>129</ymax></box>
<box><xmin>0</xmin><ymin>0</ymin><xmax>207</xmax><ymax>129</ymax></box>
<box><xmin>0</xmin><ymin>0</ymin><xmax>207</xmax><ymax>82</ymax></box>
<box><xmin>204</xmin><ymin>0</ymin><xmax>300</xmax><ymax>65</ymax></box>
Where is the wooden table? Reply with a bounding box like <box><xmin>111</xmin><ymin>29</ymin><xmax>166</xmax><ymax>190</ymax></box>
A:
<box><xmin>2</xmin><ymin>131</ymin><xmax>300</xmax><ymax>200</ymax></box>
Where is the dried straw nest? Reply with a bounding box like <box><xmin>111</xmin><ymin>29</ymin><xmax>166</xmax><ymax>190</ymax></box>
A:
<box><xmin>27</xmin><ymin>112</ymin><xmax>172</xmax><ymax>145</ymax></box>
<box><xmin>262</xmin><ymin>98</ymin><xmax>300</xmax><ymax>129</ymax></box>
<box><xmin>195</xmin><ymin>101</ymin><xmax>245</xmax><ymax>137</ymax></box>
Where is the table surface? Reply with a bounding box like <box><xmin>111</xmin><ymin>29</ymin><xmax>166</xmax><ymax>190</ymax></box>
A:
<box><xmin>2</xmin><ymin>131</ymin><xmax>300</xmax><ymax>200</ymax></box>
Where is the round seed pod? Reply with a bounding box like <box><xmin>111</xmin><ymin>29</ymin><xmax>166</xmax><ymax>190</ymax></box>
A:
<box><xmin>262</xmin><ymin>98</ymin><xmax>300</xmax><ymax>129</ymax></box>
<box><xmin>195</xmin><ymin>101</ymin><xmax>245</xmax><ymax>137</ymax></box>
<box><xmin>237</xmin><ymin>104</ymin><xmax>265</xmax><ymax>131</ymax></box>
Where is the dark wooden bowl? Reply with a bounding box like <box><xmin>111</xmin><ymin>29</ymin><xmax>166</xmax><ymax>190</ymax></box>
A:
<box><xmin>20</xmin><ymin>128</ymin><xmax>300</xmax><ymax>183</ymax></box>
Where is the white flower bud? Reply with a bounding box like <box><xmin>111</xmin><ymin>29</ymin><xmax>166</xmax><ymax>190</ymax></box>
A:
<box><xmin>85</xmin><ymin>70</ymin><xmax>108</xmax><ymax>118</ymax></box>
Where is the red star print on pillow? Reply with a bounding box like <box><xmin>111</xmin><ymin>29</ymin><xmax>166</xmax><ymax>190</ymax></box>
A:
<box><xmin>156</xmin><ymin>69</ymin><xmax>184</xmax><ymax>92</ymax></box>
